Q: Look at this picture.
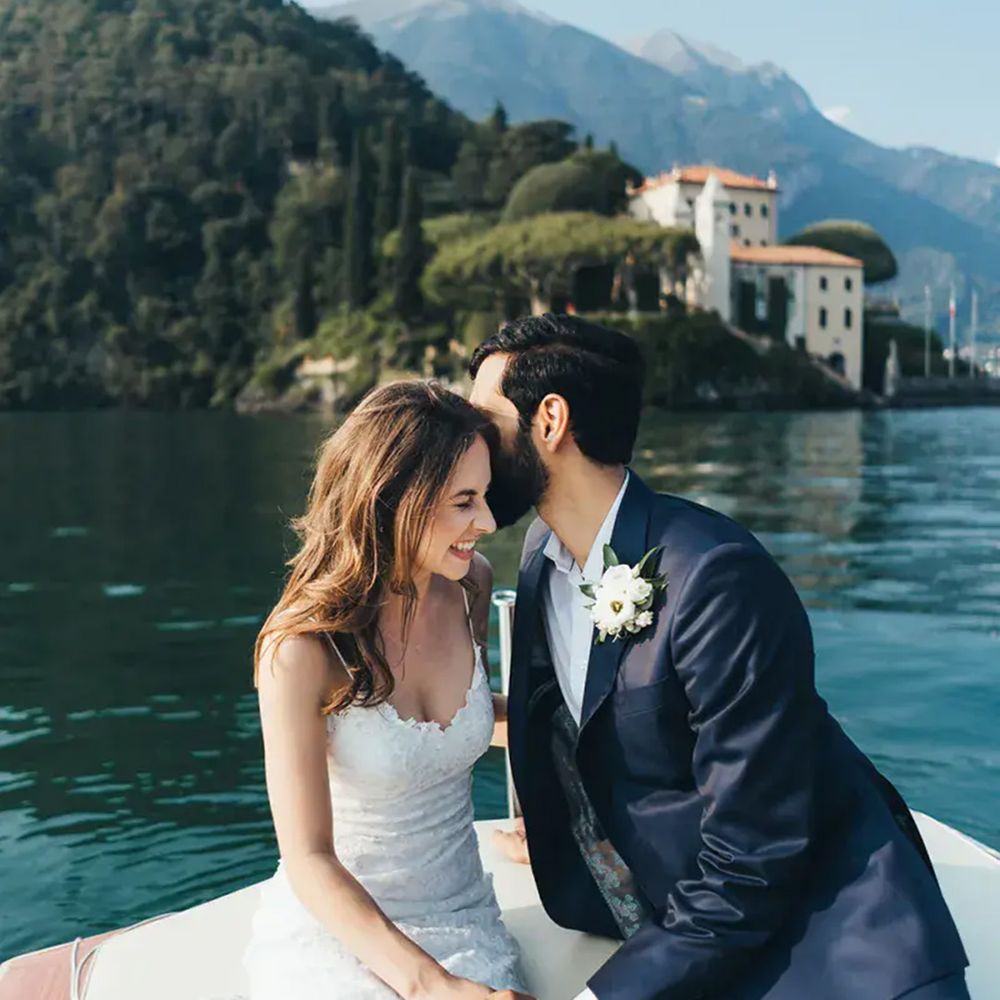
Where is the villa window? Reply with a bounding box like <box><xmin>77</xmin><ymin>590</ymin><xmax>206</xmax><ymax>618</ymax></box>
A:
<box><xmin>731</xmin><ymin>224</ymin><xmax>740</xmax><ymax>236</ymax></box>
<box><xmin>845</xmin><ymin>276</ymin><xmax>853</xmax><ymax>291</ymax></box>
<box><xmin>730</xmin><ymin>202</ymin><xmax>737</xmax><ymax>215</ymax></box>
<box><xmin>819</xmin><ymin>276</ymin><xmax>828</xmax><ymax>291</ymax></box>
<box><xmin>819</xmin><ymin>307</ymin><xmax>828</xmax><ymax>329</ymax></box>
<box><xmin>744</xmin><ymin>203</ymin><xmax>752</xmax><ymax>217</ymax></box>
<box><xmin>845</xmin><ymin>307</ymin><xmax>853</xmax><ymax>329</ymax></box>
<box><xmin>743</xmin><ymin>238</ymin><xmax>751</xmax><ymax>246</ymax></box>
<box><xmin>761</xmin><ymin>204</ymin><xmax>769</xmax><ymax>218</ymax></box>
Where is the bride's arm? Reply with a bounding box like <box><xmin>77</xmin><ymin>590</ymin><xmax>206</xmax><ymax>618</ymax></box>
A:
<box><xmin>256</xmin><ymin>634</ymin><xmax>489</xmax><ymax>1000</ymax></box>
<box><xmin>468</xmin><ymin>554</ymin><xmax>508</xmax><ymax>748</ymax></box>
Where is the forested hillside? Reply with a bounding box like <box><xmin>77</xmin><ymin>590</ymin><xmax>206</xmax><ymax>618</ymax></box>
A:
<box><xmin>0</xmin><ymin>0</ymin><xmax>472</xmax><ymax>407</ymax></box>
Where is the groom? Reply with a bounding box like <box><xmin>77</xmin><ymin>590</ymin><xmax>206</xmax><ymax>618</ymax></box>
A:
<box><xmin>469</xmin><ymin>313</ymin><xmax>969</xmax><ymax>1000</ymax></box>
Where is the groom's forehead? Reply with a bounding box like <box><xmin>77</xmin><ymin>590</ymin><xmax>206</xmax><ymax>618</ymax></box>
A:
<box><xmin>472</xmin><ymin>353</ymin><xmax>514</xmax><ymax>406</ymax></box>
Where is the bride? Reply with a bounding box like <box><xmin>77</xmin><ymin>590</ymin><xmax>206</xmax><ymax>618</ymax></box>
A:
<box><xmin>242</xmin><ymin>380</ymin><xmax>530</xmax><ymax>1000</ymax></box>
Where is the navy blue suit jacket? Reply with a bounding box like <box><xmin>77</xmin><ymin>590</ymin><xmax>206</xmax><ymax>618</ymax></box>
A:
<box><xmin>508</xmin><ymin>471</ymin><xmax>967</xmax><ymax>1000</ymax></box>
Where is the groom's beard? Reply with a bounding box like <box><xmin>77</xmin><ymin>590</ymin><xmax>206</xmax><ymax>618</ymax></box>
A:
<box><xmin>486</xmin><ymin>423</ymin><xmax>549</xmax><ymax>529</ymax></box>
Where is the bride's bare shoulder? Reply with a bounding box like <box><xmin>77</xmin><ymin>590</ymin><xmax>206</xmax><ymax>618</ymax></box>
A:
<box><xmin>256</xmin><ymin>611</ymin><xmax>349</xmax><ymax>707</ymax></box>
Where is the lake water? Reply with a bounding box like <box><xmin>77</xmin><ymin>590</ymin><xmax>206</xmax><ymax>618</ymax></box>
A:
<box><xmin>1</xmin><ymin>406</ymin><xmax>998</xmax><ymax>961</ymax></box>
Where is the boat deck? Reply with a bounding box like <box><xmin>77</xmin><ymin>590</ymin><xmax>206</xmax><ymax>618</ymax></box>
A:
<box><xmin>2</xmin><ymin>813</ymin><xmax>997</xmax><ymax>999</ymax></box>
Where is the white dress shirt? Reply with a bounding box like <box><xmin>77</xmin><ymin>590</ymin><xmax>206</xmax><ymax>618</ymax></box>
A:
<box><xmin>541</xmin><ymin>474</ymin><xmax>628</xmax><ymax>1000</ymax></box>
<box><xmin>541</xmin><ymin>471</ymin><xmax>629</xmax><ymax>726</ymax></box>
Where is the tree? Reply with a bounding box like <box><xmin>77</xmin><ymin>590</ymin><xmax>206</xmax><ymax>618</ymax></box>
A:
<box><xmin>423</xmin><ymin>212</ymin><xmax>699</xmax><ymax>315</ymax></box>
<box><xmin>382</xmin><ymin>212</ymin><xmax>497</xmax><ymax>260</ymax></box>
<box><xmin>374</xmin><ymin>118</ymin><xmax>404</xmax><ymax>244</ymax></box>
<box><xmin>503</xmin><ymin>150</ymin><xmax>642</xmax><ymax>221</ymax></box>
<box><xmin>293</xmin><ymin>253</ymin><xmax>317</xmax><ymax>339</ymax></box>
<box><xmin>393</xmin><ymin>167</ymin><xmax>425</xmax><ymax>318</ymax></box>
<box><xmin>503</xmin><ymin>160</ymin><xmax>605</xmax><ymax>222</ymax></box>
<box><xmin>488</xmin><ymin>101</ymin><xmax>508</xmax><ymax>135</ymax></box>
<box><xmin>343</xmin><ymin>130</ymin><xmax>375</xmax><ymax>310</ymax></box>
<box><xmin>484</xmin><ymin>120</ymin><xmax>577</xmax><ymax>206</ymax></box>
<box><xmin>451</xmin><ymin>132</ymin><xmax>500</xmax><ymax>210</ymax></box>
<box><xmin>784</xmin><ymin>220</ymin><xmax>898</xmax><ymax>284</ymax></box>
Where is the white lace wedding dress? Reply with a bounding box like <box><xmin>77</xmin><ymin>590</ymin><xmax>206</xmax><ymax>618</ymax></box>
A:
<box><xmin>241</xmin><ymin>595</ymin><xmax>526</xmax><ymax>999</ymax></box>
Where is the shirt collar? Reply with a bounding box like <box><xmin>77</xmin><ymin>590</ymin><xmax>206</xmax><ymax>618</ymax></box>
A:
<box><xmin>543</xmin><ymin>471</ymin><xmax>630</xmax><ymax>580</ymax></box>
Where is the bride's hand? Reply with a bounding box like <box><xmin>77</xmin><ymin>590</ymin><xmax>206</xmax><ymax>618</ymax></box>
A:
<box><xmin>492</xmin><ymin>817</ymin><xmax>530</xmax><ymax>865</ymax></box>
<box><xmin>415</xmin><ymin>973</ymin><xmax>493</xmax><ymax>1000</ymax></box>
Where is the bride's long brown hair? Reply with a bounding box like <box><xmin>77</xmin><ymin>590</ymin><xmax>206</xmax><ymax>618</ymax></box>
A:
<box><xmin>253</xmin><ymin>379</ymin><xmax>497</xmax><ymax>716</ymax></box>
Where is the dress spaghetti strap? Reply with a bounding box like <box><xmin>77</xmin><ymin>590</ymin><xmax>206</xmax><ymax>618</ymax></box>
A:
<box><xmin>461</xmin><ymin>586</ymin><xmax>476</xmax><ymax>643</ymax></box>
<box><xmin>309</xmin><ymin>615</ymin><xmax>350</xmax><ymax>671</ymax></box>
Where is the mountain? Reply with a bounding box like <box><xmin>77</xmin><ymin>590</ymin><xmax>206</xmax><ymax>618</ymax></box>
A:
<box><xmin>321</xmin><ymin>0</ymin><xmax>693</xmax><ymax>155</ymax></box>
<box><xmin>318</xmin><ymin>0</ymin><xmax>1000</xmax><ymax>335</ymax></box>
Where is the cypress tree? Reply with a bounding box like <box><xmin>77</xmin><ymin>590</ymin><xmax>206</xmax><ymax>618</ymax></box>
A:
<box><xmin>374</xmin><ymin>118</ymin><xmax>403</xmax><ymax>243</ymax></box>
<box><xmin>488</xmin><ymin>100</ymin><xmax>508</xmax><ymax>135</ymax></box>
<box><xmin>293</xmin><ymin>252</ymin><xmax>317</xmax><ymax>338</ymax></box>
<box><xmin>393</xmin><ymin>166</ymin><xmax>425</xmax><ymax>318</ymax></box>
<box><xmin>343</xmin><ymin>129</ymin><xmax>374</xmax><ymax>310</ymax></box>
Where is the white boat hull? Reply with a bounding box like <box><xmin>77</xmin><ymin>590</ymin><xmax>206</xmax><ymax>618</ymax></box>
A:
<box><xmin>3</xmin><ymin>812</ymin><xmax>996</xmax><ymax>1000</ymax></box>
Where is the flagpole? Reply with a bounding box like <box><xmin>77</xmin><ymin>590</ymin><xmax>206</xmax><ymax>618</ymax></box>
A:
<box><xmin>948</xmin><ymin>284</ymin><xmax>956</xmax><ymax>379</ymax></box>
<box><xmin>923</xmin><ymin>284</ymin><xmax>932</xmax><ymax>378</ymax></box>
<box><xmin>970</xmin><ymin>289</ymin><xmax>978</xmax><ymax>378</ymax></box>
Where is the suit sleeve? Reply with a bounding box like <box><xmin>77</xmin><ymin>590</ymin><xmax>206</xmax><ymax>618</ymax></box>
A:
<box><xmin>588</xmin><ymin>542</ymin><xmax>822</xmax><ymax>1000</ymax></box>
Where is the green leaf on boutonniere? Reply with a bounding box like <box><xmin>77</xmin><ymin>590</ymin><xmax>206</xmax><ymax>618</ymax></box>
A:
<box><xmin>579</xmin><ymin>583</ymin><xmax>597</xmax><ymax>600</ymax></box>
<box><xmin>634</xmin><ymin>545</ymin><xmax>663</xmax><ymax>578</ymax></box>
<box><xmin>603</xmin><ymin>544</ymin><xmax>620</xmax><ymax>568</ymax></box>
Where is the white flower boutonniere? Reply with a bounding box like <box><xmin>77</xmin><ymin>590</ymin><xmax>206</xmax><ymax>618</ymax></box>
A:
<box><xmin>579</xmin><ymin>545</ymin><xmax>668</xmax><ymax>644</ymax></box>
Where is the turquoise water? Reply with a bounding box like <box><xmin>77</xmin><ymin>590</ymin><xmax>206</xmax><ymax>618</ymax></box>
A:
<box><xmin>0</xmin><ymin>407</ymin><xmax>997</xmax><ymax>961</ymax></box>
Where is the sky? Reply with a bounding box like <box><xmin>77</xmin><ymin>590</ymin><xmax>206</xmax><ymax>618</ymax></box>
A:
<box><xmin>519</xmin><ymin>0</ymin><xmax>998</xmax><ymax>166</ymax></box>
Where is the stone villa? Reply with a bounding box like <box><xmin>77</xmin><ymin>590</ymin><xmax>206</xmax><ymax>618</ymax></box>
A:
<box><xmin>629</xmin><ymin>165</ymin><xmax>864</xmax><ymax>390</ymax></box>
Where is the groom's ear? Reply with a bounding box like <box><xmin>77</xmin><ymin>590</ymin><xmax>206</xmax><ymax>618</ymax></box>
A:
<box><xmin>537</xmin><ymin>393</ymin><xmax>571</xmax><ymax>453</ymax></box>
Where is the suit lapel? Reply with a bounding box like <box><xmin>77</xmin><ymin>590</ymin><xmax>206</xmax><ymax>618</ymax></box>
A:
<box><xmin>578</xmin><ymin>471</ymin><xmax>656</xmax><ymax>733</ymax></box>
<box><xmin>509</xmin><ymin>534</ymin><xmax>553</xmax><ymax>783</ymax></box>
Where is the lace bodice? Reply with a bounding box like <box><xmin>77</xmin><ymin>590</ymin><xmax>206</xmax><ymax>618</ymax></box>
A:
<box><xmin>320</xmin><ymin>640</ymin><xmax>495</xmax><ymax>920</ymax></box>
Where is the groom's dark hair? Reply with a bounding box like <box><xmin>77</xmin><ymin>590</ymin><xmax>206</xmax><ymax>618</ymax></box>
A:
<box><xmin>469</xmin><ymin>313</ymin><xmax>644</xmax><ymax>465</ymax></box>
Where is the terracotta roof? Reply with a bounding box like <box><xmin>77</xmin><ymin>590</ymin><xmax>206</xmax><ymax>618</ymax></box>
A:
<box><xmin>730</xmin><ymin>244</ymin><xmax>863</xmax><ymax>268</ymax></box>
<box><xmin>632</xmin><ymin>165</ymin><xmax>778</xmax><ymax>195</ymax></box>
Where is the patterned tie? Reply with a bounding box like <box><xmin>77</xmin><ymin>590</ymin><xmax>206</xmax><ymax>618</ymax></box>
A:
<box><xmin>550</xmin><ymin>701</ymin><xmax>652</xmax><ymax>938</ymax></box>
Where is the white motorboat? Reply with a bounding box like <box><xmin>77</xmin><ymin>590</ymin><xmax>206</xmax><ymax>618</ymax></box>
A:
<box><xmin>1</xmin><ymin>812</ymin><xmax>998</xmax><ymax>1000</ymax></box>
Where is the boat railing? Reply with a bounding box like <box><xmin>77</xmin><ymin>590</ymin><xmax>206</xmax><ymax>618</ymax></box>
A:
<box><xmin>491</xmin><ymin>588</ymin><xmax>520</xmax><ymax>819</ymax></box>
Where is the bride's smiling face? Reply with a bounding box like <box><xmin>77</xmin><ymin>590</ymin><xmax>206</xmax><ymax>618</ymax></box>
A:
<box><xmin>416</xmin><ymin>434</ymin><xmax>496</xmax><ymax>581</ymax></box>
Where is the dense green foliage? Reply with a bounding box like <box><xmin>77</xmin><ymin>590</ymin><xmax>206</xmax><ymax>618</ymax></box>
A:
<box><xmin>503</xmin><ymin>160</ymin><xmax>605</xmax><ymax>222</ymax></box>
<box><xmin>589</xmin><ymin>312</ymin><xmax>858</xmax><ymax>409</ymax></box>
<box><xmin>423</xmin><ymin>212</ymin><xmax>699</xmax><ymax>314</ymax></box>
<box><xmin>784</xmin><ymin>220</ymin><xmax>899</xmax><ymax>285</ymax></box>
<box><xmin>0</xmin><ymin>0</ymin><xmax>470</xmax><ymax>407</ymax></box>
<box><xmin>502</xmin><ymin>150</ymin><xmax>642</xmax><ymax>222</ymax></box>
<box><xmin>381</xmin><ymin>213</ymin><xmax>498</xmax><ymax>259</ymax></box>
<box><xmin>451</xmin><ymin>118</ymin><xmax>576</xmax><ymax>211</ymax></box>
